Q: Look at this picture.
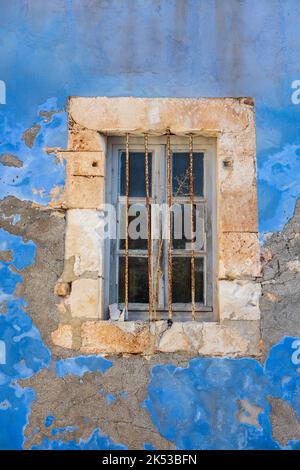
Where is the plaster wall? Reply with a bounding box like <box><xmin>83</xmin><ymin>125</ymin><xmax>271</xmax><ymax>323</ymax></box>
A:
<box><xmin>0</xmin><ymin>0</ymin><xmax>299</xmax><ymax>450</ymax></box>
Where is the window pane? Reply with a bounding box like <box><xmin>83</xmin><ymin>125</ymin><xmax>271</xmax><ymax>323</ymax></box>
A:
<box><xmin>119</xmin><ymin>257</ymin><xmax>149</xmax><ymax>303</ymax></box>
<box><xmin>120</xmin><ymin>152</ymin><xmax>152</xmax><ymax>197</ymax></box>
<box><xmin>172</xmin><ymin>203</ymin><xmax>196</xmax><ymax>250</ymax></box>
<box><xmin>172</xmin><ymin>152</ymin><xmax>204</xmax><ymax>197</ymax></box>
<box><xmin>119</xmin><ymin>203</ymin><xmax>148</xmax><ymax>250</ymax></box>
<box><xmin>172</xmin><ymin>204</ymin><xmax>205</xmax><ymax>251</ymax></box>
<box><xmin>172</xmin><ymin>257</ymin><xmax>204</xmax><ymax>303</ymax></box>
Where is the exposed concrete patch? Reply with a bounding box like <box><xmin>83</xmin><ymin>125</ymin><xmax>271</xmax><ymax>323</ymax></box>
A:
<box><xmin>237</xmin><ymin>399</ymin><xmax>262</xmax><ymax>429</ymax></box>
<box><xmin>39</xmin><ymin>109</ymin><xmax>61</xmax><ymax>124</ymax></box>
<box><xmin>0</xmin><ymin>196</ymin><xmax>67</xmax><ymax>355</ymax></box>
<box><xmin>261</xmin><ymin>198</ymin><xmax>300</xmax><ymax>356</ymax></box>
<box><xmin>22</xmin><ymin>124</ymin><xmax>41</xmax><ymax>148</ymax></box>
<box><xmin>21</xmin><ymin>355</ymin><xmax>187</xmax><ymax>450</ymax></box>
<box><xmin>268</xmin><ymin>397</ymin><xmax>300</xmax><ymax>447</ymax></box>
<box><xmin>0</xmin><ymin>153</ymin><xmax>23</xmax><ymax>168</ymax></box>
<box><xmin>0</xmin><ymin>249</ymin><xmax>13</xmax><ymax>262</ymax></box>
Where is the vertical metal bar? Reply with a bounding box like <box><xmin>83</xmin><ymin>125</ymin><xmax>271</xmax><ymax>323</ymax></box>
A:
<box><xmin>125</xmin><ymin>133</ymin><xmax>129</xmax><ymax>313</ymax></box>
<box><xmin>166</xmin><ymin>130</ymin><xmax>173</xmax><ymax>321</ymax></box>
<box><xmin>144</xmin><ymin>134</ymin><xmax>154</xmax><ymax>320</ymax></box>
<box><xmin>189</xmin><ymin>135</ymin><xmax>196</xmax><ymax>320</ymax></box>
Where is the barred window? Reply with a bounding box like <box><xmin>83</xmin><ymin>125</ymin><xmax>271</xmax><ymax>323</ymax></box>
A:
<box><xmin>106</xmin><ymin>135</ymin><xmax>216</xmax><ymax>321</ymax></box>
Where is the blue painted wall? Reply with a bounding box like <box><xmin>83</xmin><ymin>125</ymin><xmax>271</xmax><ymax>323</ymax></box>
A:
<box><xmin>0</xmin><ymin>0</ymin><xmax>299</xmax><ymax>449</ymax></box>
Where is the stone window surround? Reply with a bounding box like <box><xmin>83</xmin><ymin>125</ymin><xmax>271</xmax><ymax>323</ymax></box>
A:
<box><xmin>52</xmin><ymin>97</ymin><xmax>261</xmax><ymax>357</ymax></box>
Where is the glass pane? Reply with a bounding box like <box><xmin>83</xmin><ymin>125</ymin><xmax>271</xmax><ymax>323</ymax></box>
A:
<box><xmin>172</xmin><ymin>204</ymin><xmax>197</xmax><ymax>250</ymax></box>
<box><xmin>120</xmin><ymin>152</ymin><xmax>152</xmax><ymax>197</ymax></box>
<box><xmin>172</xmin><ymin>257</ymin><xmax>204</xmax><ymax>303</ymax></box>
<box><xmin>172</xmin><ymin>204</ymin><xmax>205</xmax><ymax>251</ymax></box>
<box><xmin>119</xmin><ymin>203</ymin><xmax>148</xmax><ymax>250</ymax></box>
<box><xmin>119</xmin><ymin>257</ymin><xmax>149</xmax><ymax>303</ymax></box>
<box><xmin>172</xmin><ymin>152</ymin><xmax>204</xmax><ymax>197</ymax></box>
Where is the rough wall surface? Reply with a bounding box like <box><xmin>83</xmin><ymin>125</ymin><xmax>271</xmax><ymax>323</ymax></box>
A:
<box><xmin>0</xmin><ymin>0</ymin><xmax>299</xmax><ymax>450</ymax></box>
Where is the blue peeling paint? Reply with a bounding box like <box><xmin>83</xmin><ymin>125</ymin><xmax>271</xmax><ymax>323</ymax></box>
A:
<box><xmin>45</xmin><ymin>415</ymin><xmax>54</xmax><ymax>428</ymax></box>
<box><xmin>106</xmin><ymin>393</ymin><xmax>116</xmax><ymax>405</ymax></box>
<box><xmin>31</xmin><ymin>428</ymin><xmax>127</xmax><ymax>450</ymax></box>
<box><xmin>55</xmin><ymin>355</ymin><xmax>113</xmax><ymax>378</ymax></box>
<box><xmin>1</xmin><ymin>0</ymin><xmax>300</xmax><ymax>450</ymax></box>
<box><xmin>0</xmin><ymin>230</ymin><xmax>51</xmax><ymax>449</ymax></box>
<box><xmin>144</xmin><ymin>337</ymin><xmax>300</xmax><ymax>450</ymax></box>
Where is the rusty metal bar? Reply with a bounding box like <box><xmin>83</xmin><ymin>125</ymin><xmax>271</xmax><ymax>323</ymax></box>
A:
<box><xmin>189</xmin><ymin>135</ymin><xmax>196</xmax><ymax>320</ymax></box>
<box><xmin>144</xmin><ymin>134</ymin><xmax>154</xmax><ymax>320</ymax></box>
<box><xmin>125</xmin><ymin>133</ymin><xmax>130</xmax><ymax>313</ymax></box>
<box><xmin>166</xmin><ymin>130</ymin><xmax>173</xmax><ymax>321</ymax></box>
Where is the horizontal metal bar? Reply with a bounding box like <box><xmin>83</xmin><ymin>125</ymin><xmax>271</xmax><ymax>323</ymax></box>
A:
<box><xmin>118</xmin><ymin>303</ymin><xmax>212</xmax><ymax>312</ymax></box>
<box><xmin>116</xmin><ymin>250</ymin><xmax>207</xmax><ymax>256</ymax></box>
<box><xmin>128</xmin><ymin>310</ymin><xmax>214</xmax><ymax>322</ymax></box>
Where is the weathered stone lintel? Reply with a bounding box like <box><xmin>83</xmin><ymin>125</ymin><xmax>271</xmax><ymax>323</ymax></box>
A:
<box><xmin>52</xmin><ymin>320</ymin><xmax>261</xmax><ymax>357</ymax></box>
<box><xmin>68</xmin><ymin>97</ymin><xmax>254</xmax><ymax>135</ymax></box>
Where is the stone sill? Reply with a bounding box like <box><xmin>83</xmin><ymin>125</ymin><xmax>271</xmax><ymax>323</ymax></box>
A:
<box><xmin>52</xmin><ymin>319</ymin><xmax>261</xmax><ymax>357</ymax></box>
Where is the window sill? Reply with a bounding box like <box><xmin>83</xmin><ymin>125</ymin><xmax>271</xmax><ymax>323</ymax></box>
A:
<box><xmin>52</xmin><ymin>319</ymin><xmax>261</xmax><ymax>357</ymax></box>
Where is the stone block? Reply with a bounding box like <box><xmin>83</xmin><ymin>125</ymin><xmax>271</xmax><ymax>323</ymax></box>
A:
<box><xmin>68</xmin><ymin>278</ymin><xmax>99</xmax><ymax>319</ymax></box>
<box><xmin>219</xmin><ymin>233</ymin><xmax>261</xmax><ymax>279</ymax></box>
<box><xmin>218</xmin><ymin>152</ymin><xmax>256</xmax><ymax>192</ymax></box>
<box><xmin>65</xmin><ymin>209</ymin><xmax>104</xmax><ymax>276</ymax></box>
<box><xmin>66</xmin><ymin>151</ymin><xmax>105</xmax><ymax>177</ymax></box>
<box><xmin>51</xmin><ymin>324</ymin><xmax>73</xmax><ymax>349</ymax></box>
<box><xmin>54</xmin><ymin>281</ymin><xmax>71</xmax><ymax>297</ymax></box>
<box><xmin>69</xmin><ymin>97</ymin><xmax>254</xmax><ymax>135</ymax></box>
<box><xmin>80</xmin><ymin>321</ymin><xmax>151</xmax><ymax>354</ymax></box>
<box><xmin>218</xmin><ymin>127</ymin><xmax>256</xmax><ymax>156</ymax></box>
<box><xmin>220</xmin><ymin>189</ymin><xmax>258</xmax><ymax>232</ymax></box>
<box><xmin>68</xmin><ymin>121</ymin><xmax>104</xmax><ymax>151</ymax></box>
<box><xmin>199</xmin><ymin>321</ymin><xmax>261</xmax><ymax>356</ymax></box>
<box><xmin>65</xmin><ymin>175</ymin><xmax>104</xmax><ymax>209</ymax></box>
<box><xmin>155</xmin><ymin>321</ymin><xmax>203</xmax><ymax>353</ymax></box>
<box><xmin>219</xmin><ymin>280</ymin><xmax>261</xmax><ymax>320</ymax></box>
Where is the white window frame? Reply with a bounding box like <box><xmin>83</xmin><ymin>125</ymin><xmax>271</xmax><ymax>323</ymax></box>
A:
<box><xmin>105</xmin><ymin>135</ymin><xmax>217</xmax><ymax>321</ymax></box>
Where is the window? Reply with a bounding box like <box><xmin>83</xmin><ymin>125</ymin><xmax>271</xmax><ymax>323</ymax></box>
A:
<box><xmin>106</xmin><ymin>135</ymin><xmax>215</xmax><ymax>321</ymax></box>
<box><xmin>53</xmin><ymin>97</ymin><xmax>261</xmax><ymax>356</ymax></box>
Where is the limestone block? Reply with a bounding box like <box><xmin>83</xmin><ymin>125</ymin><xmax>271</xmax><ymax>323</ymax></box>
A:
<box><xmin>155</xmin><ymin>321</ymin><xmax>203</xmax><ymax>353</ymax></box>
<box><xmin>66</xmin><ymin>151</ymin><xmax>105</xmax><ymax>177</ymax></box>
<box><xmin>219</xmin><ymin>233</ymin><xmax>261</xmax><ymax>279</ymax></box>
<box><xmin>80</xmin><ymin>321</ymin><xmax>151</xmax><ymax>354</ymax></box>
<box><xmin>68</xmin><ymin>279</ymin><xmax>99</xmax><ymax>319</ymax></box>
<box><xmin>218</xmin><ymin>127</ymin><xmax>256</xmax><ymax>156</ymax></box>
<box><xmin>69</xmin><ymin>97</ymin><xmax>254</xmax><ymax>135</ymax></box>
<box><xmin>51</xmin><ymin>324</ymin><xmax>73</xmax><ymax>349</ymax></box>
<box><xmin>219</xmin><ymin>189</ymin><xmax>258</xmax><ymax>232</ymax></box>
<box><xmin>199</xmin><ymin>321</ymin><xmax>261</xmax><ymax>356</ymax></box>
<box><xmin>68</xmin><ymin>122</ymin><xmax>104</xmax><ymax>151</ymax></box>
<box><xmin>65</xmin><ymin>209</ymin><xmax>104</xmax><ymax>276</ymax></box>
<box><xmin>218</xmin><ymin>153</ymin><xmax>256</xmax><ymax>193</ymax></box>
<box><xmin>219</xmin><ymin>280</ymin><xmax>261</xmax><ymax>321</ymax></box>
<box><xmin>65</xmin><ymin>175</ymin><xmax>104</xmax><ymax>209</ymax></box>
<box><xmin>54</xmin><ymin>281</ymin><xmax>71</xmax><ymax>297</ymax></box>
